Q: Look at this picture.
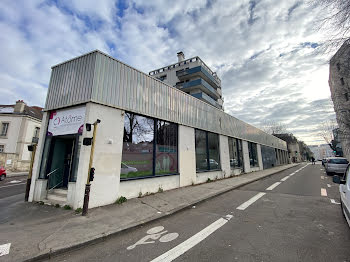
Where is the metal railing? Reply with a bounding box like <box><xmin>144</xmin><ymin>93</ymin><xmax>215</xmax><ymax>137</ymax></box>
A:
<box><xmin>47</xmin><ymin>168</ymin><xmax>63</xmax><ymax>192</ymax></box>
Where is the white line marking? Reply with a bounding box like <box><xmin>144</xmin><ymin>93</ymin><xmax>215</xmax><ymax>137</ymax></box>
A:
<box><xmin>236</xmin><ymin>192</ymin><xmax>266</xmax><ymax>210</ymax></box>
<box><xmin>321</xmin><ymin>188</ymin><xmax>327</xmax><ymax>197</ymax></box>
<box><xmin>280</xmin><ymin>176</ymin><xmax>290</xmax><ymax>182</ymax></box>
<box><xmin>330</xmin><ymin>199</ymin><xmax>340</xmax><ymax>205</ymax></box>
<box><xmin>0</xmin><ymin>243</ymin><xmax>11</xmax><ymax>257</ymax></box>
<box><xmin>289</xmin><ymin>172</ymin><xmax>296</xmax><ymax>176</ymax></box>
<box><xmin>9</xmin><ymin>180</ymin><xmax>22</xmax><ymax>183</ymax></box>
<box><xmin>150</xmin><ymin>216</ymin><xmax>230</xmax><ymax>262</ymax></box>
<box><xmin>0</xmin><ymin>182</ymin><xmax>27</xmax><ymax>189</ymax></box>
<box><xmin>327</xmin><ymin>184</ymin><xmax>331</xmax><ymax>188</ymax></box>
<box><xmin>266</xmin><ymin>182</ymin><xmax>281</xmax><ymax>191</ymax></box>
<box><xmin>321</xmin><ymin>176</ymin><xmax>324</xmax><ymax>180</ymax></box>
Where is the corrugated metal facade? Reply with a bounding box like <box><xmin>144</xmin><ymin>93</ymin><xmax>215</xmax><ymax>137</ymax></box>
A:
<box><xmin>46</xmin><ymin>50</ymin><xmax>287</xmax><ymax>150</ymax></box>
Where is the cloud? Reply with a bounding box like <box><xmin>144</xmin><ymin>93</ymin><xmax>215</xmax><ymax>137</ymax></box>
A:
<box><xmin>0</xmin><ymin>0</ymin><xmax>335</xmax><ymax>145</ymax></box>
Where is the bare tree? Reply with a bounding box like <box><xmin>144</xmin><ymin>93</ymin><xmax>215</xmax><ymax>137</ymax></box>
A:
<box><xmin>318</xmin><ymin>118</ymin><xmax>338</xmax><ymax>149</ymax></box>
<box><xmin>260</xmin><ymin>120</ymin><xmax>288</xmax><ymax>135</ymax></box>
<box><xmin>311</xmin><ymin>0</ymin><xmax>350</xmax><ymax>51</ymax></box>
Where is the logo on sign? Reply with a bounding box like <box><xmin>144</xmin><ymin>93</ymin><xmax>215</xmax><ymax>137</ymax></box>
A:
<box><xmin>53</xmin><ymin>114</ymin><xmax>82</xmax><ymax>127</ymax></box>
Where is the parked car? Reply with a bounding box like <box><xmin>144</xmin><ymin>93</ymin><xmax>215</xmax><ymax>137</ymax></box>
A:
<box><xmin>0</xmin><ymin>166</ymin><xmax>6</xmax><ymax>181</ymax></box>
<box><xmin>198</xmin><ymin>159</ymin><xmax>220</xmax><ymax>170</ymax></box>
<box><xmin>333</xmin><ymin>166</ymin><xmax>350</xmax><ymax>227</ymax></box>
<box><xmin>322</xmin><ymin>158</ymin><xmax>328</xmax><ymax>166</ymax></box>
<box><xmin>120</xmin><ymin>163</ymin><xmax>138</xmax><ymax>175</ymax></box>
<box><xmin>325</xmin><ymin>157</ymin><xmax>349</xmax><ymax>175</ymax></box>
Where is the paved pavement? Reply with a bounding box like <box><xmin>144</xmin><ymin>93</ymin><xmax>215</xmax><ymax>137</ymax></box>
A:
<box><xmin>45</xmin><ymin>162</ymin><xmax>350</xmax><ymax>262</ymax></box>
<box><xmin>0</xmin><ymin>163</ymin><xmax>312</xmax><ymax>262</ymax></box>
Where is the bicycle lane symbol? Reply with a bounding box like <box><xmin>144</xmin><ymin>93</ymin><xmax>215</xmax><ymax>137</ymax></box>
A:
<box><xmin>127</xmin><ymin>226</ymin><xmax>179</xmax><ymax>250</ymax></box>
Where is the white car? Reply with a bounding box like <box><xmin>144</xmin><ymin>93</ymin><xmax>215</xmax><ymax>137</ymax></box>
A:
<box><xmin>333</xmin><ymin>165</ymin><xmax>350</xmax><ymax>227</ymax></box>
<box><xmin>325</xmin><ymin>157</ymin><xmax>348</xmax><ymax>175</ymax></box>
<box><xmin>121</xmin><ymin>163</ymin><xmax>138</xmax><ymax>174</ymax></box>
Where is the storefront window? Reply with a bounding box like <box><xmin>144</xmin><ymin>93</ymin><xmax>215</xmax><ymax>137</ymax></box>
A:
<box><xmin>261</xmin><ymin>145</ymin><xmax>276</xmax><ymax>169</ymax></box>
<box><xmin>248</xmin><ymin>142</ymin><xmax>259</xmax><ymax>167</ymax></box>
<box><xmin>121</xmin><ymin>112</ymin><xmax>178</xmax><ymax>180</ymax></box>
<box><xmin>155</xmin><ymin>121</ymin><xmax>178</xmax><ymax>175</ymax></box>
<box><xmin>195</xmin><ymin>130</ymin><xmax>221</xmax><ymax>171</ymax></box>
<box><xmin>228</xmin><ymin>137</ymin><xmax>243</xmax><ymax>169</ymax></box>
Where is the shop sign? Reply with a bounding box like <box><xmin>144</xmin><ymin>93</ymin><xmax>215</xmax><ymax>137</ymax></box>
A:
<box><xmin>48</xmin><ymin>106</ymin><xmax>85</xmax><ymax>136</ymax></box>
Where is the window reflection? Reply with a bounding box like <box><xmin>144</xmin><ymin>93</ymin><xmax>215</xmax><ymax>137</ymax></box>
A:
<box><xmin>195</xmin><ymin>130</ymin><xmax>221</xmax><ymax>171</ymax></box>
<box><xmin>248</xmin><ymin>142</ymin><xmax>259</xmax><ymax>167</ymax></box>
<box><xmin>121</xmin><ymin>113</ymin><xmax>154</xmax><ymax>179</ymax></box>
<box><xmin>228</xmin><ymin>137</ymin><xmax>243</xmax><ymax>169</ymax></box>
<box><xmin>121</xmin><ymin>112</ymin><xmax>178</xmax><ymax>180</ymax></box>
<box><xmin>155</xmin><ymin>121</ymin><xmax>178</xmax><ymax>175</ymax></box>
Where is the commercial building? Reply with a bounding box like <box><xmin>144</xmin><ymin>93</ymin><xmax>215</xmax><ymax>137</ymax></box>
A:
<box><xmin>28</xmin><ymin>50</ymin><xmax>288</xmax><ymax>209</ymax></box>
<box><xmin>0</xmin><ymin>100</ymin><xmax>42</xmax><ymax>171</ymax></box>
<box><xmin>329</xmin><ymin>40</ymin><xmax>350</xmax><ymax>160</ymax></box>
<box><xmin>149</xmin><ymin>52</ymin><xmax>224</xmax><ymax>110</ymax></box>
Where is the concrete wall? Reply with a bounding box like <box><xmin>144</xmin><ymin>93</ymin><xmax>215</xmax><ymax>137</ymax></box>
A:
<box><xmin>178</xmin><ymin>125</ymin><xmax>196</xmax><ymax>186</ymax></box>
<box><xmin>72</xmin><ymin>103</ymin><xmax>125</xmax><ymax>209</ymax></box>
<box><xmin>29</xmin><ymin>112</ymin><xmax>49</xmax><ymax>202</ymax></box>
<box><xmin>257</xmin><ymin>144</ymin><xmax>263</xmax><ymax>170</ymax></box>
<box><xmin>119</xmin><ymin>175</ymin><xmax>180</xmax><ymax>199</ymax></box>
<box><xmin>242</xmin><ymin>140</ymin><xmax>250</xmax><ymax>173</ymax></box>
<box><xmin>219</xmin><ymin>135</ymin><xmax>231</xmax><ymax>178</ymax></box>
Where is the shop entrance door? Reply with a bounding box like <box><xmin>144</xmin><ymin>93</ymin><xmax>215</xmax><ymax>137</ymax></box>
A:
<box><xmin>47</xmin><ymin>135</ymin><xmax>76</xmax><ymax>189</ymax></box>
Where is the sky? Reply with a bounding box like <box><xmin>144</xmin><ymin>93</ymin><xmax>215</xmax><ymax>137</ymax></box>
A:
<box><xmin>0</xmin><ymin>0</ymin><xmax>338</xmax><ymax>145</ymax></box>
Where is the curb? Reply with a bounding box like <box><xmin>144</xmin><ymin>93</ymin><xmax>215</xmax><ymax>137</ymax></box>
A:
<box><xmin>25</xmin><ymin>163</ymin><xmax>301</xmax><ymax>262</ymax></box>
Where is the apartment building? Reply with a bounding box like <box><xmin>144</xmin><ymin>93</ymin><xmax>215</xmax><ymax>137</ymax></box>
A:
<box><xmin>149</xmin><ymin>52</ymin><xmax>224</xmax><ymax>110</ymax></box>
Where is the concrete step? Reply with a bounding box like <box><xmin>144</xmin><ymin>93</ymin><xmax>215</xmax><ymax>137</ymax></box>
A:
<box><xmin>51</xmin><ymin>188</ymin><xmax>68</xmax><ymax>197</ymax></box>
<box><xmin>47</xmin><ymin>192</ymin><xmax>67</xmax><ymax>206</ymax></box>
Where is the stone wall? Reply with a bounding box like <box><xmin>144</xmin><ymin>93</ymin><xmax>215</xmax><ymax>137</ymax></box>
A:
<box><xmin>0</xmin><ymin>153</ymin><xmax>30</xmax><ymax>171</ymax></box>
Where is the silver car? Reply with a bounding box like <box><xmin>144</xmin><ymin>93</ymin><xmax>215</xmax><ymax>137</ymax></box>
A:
<box><xmin>325</xmin><ymin>157</ymin><xmax>349</xmax><ymax>175</ymax></box>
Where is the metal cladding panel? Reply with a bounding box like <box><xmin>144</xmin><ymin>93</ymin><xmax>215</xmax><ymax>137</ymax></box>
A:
<box><xmin>45</xmin><ymin>52</ymin><xmax>96</xmax><ymax>110</ymax></box>
<box><xmin>45</xmin><ymin>51</ymin><xmax>286</xmax><ymax>150</ymax></box>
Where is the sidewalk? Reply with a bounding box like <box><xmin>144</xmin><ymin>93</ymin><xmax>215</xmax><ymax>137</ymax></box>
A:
<box><xmin>0</xmin><ymin>163</ymin><xmax>299</xmax><ymax>262</ymax></box>
<box><xmin>6</xmin><ymin>171</ymin><xmax>28</xmax><ymax>177</ymax></box>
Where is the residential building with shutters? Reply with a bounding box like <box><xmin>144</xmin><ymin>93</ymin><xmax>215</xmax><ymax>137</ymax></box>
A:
<box><xmin>0</xmin><ymin>100</ymin><xmax>43</xmax><ymax>171</ymax></box>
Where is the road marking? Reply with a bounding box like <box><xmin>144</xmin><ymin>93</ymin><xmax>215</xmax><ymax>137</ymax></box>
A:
<box><xmin>321</xmin><ymin>188</ymin><xmax>327</xmax><ymax>196</ymax></box>
<box><xmin>127</xmin><ymin>226</ymin><xmax>179</xmax><ymax>250</ymax></box>
<box><xmin>321</xmin><ymin>176</ymin><xmax>324</xmax><ymax>180</ymax></box>
<box><xmin>330</xmin><ymin>199</ymin><xmax>341</xmax><ymax>205</ymax></box>
<box><xmin>9</xmin><ymin>180</ymin><xmax>22</xmax><ymax>183</ymax></box>
<box><xmin>0</xmin><ymin>182</ymin><xmax>27</xmax><ymax>189</ymax></box>
<box><xmin>289</xmin><ymin>172</ymin><xmax>296</xmax><ymax>176</ymax></box>
<box><xmin>266</xmin><ymin>182</ymin><xmax>281</xmax><ymax>191</ymax></box>
<box><xmin>236</xmin><ymin>192</ymin><xmax>266</xmax><ymax>210</ymax></box>
<box><xmin>150</xmin><ymin>215</ymin><xmax>232</xmax><ymax>262</ymax></box>
<box><xmin>0</xmin><ymin>243</ymin><xmax>11</xmax><ymax>257</ymax></box>
<box><xmin>280</xmin><ymin>176</ymin><xmax>290</xmax><ymax>182</ymax></box>
<box><xmin>327</xmin><ymin>184</ymin><xmax>331</xmax><ymax>188</ymax></box>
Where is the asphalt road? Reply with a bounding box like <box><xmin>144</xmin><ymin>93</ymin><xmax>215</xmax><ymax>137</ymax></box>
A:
<box><xmin>48</xmin><ymin>163</ymin><xmax>350</xmax><ymax>262</ymax></box>
<box><xmin>0</xmin><ymin>175</ymin><xmax>27</xmax><ymax>224</ymax></box>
